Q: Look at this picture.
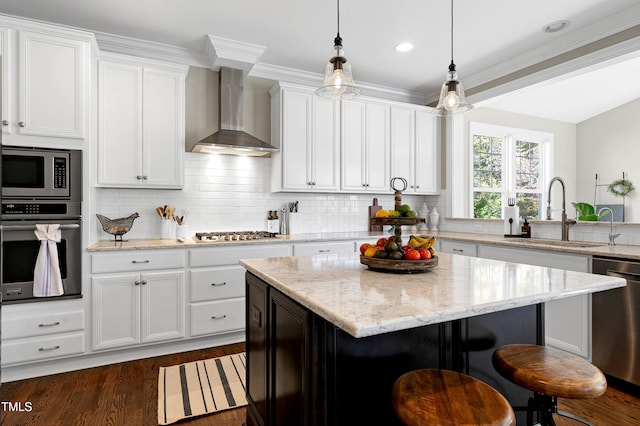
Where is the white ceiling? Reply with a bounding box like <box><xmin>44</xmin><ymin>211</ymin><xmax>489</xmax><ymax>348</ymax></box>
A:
<box><xmin>1</xmin><ymin>0</ymin><xmax>640</xmax><ymax>122</ymax></box>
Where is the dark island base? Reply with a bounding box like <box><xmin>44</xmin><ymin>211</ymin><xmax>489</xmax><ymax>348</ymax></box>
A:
<box><xmin>245</xmin><ymin>272</ymin><xmax>544</xmax><ymax>426</ymax></box>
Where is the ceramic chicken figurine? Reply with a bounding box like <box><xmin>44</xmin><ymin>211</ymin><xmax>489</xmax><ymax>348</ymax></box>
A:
<box><xmin>96</xmin><ymin>212</ymin><xmax>140</xmax><ymax>241</ymax></box>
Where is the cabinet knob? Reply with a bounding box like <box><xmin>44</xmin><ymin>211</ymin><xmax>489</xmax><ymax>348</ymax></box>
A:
<box><xmin>143</xmin><ymin>175</ymin><xmax>148</xmax><ymax>180</ymax></box>
<box><xmin>18</xmin><ymin>121</ymin><xmax>25</xmax><ymax>127</ymax></box>
<box><xmin>134</xmin><ymin>280</ymin><xmax>141</xmax><ymax>285</ymax></box>
<box><xmin>1</xmin><ymin>120</ymin><xmax>8</xmax><ymax>126</ymax></box>
<box><xmin>136</xmin><ymin>175</ymin><xmax>143</xmax><ymax>180</ymax></box>
<box><xmin>141</xmin><ymin>280</ymin><xmax>147</xmax><ymax>285</ymax></box>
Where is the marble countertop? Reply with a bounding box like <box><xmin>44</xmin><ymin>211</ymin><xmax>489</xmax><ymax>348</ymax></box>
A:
<box><xmin>87</xmin><ymin>229</ymin><xmax>640</xmax><ymax>261</ymax></box>
<box><xmin>240</xmin><ymin>252</ymin><xmax>626</xmax><ymax>338</ymax></box>
<box><xmin>86</xmin><ymin>231</ymin><xmax>385</xmax><ymax>252</ymax></box>
<box><xmin>433</xmin><ymin>230</ymin><xmax>640</xmax><ymax>261</ymax></box>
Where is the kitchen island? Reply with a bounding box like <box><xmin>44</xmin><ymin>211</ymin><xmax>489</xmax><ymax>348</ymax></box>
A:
<box><xmin>240</xmin><ymin>252</ymin><xmax>625</xmax><ymax>426</ymax></box>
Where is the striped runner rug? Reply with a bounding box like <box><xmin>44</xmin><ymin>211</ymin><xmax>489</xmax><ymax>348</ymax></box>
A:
<box><xmin>158</xmin><ymin>352</ymin><xmax>247</xmax><ymax>425</ymax></box>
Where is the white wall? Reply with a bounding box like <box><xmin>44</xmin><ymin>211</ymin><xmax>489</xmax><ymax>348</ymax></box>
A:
<box><xmin>576</xmin><ymin>98</ymin><xmax>640</xmax><ymax>222</ymax></box>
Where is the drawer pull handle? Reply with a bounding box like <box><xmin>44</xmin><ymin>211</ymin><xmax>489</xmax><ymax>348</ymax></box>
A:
<box><xmin>39</xmin><ymin>345</ymin><xmax>60</xmax><ymax>352</ymax></box>
<box><xmin>38</xmin><ymin>321</ymin><xmax>61</xmax><ymax>328</ymax></box>
<box><xmin>453</xmin><ymin>249</ymin><xmax>464</xmax><ymax>252</ymax></box>
<box><xmin>132</xmin><ymin>260</ymin><xmax>150</xmax><ymax>264</ymax></box>
<box><xmin>318</xmin><ymin>249</ymin><xmax>331</xmax><ymax>253</ymax></box>
<box><xmin>211</xmin><ymin>282</ymin><xmax>227</xmax><ymax>287</ymax></box>
<box><xmin>211</xmin><ymin>315</ymin><xmax>227</xmax><ymax>320</ymax></box>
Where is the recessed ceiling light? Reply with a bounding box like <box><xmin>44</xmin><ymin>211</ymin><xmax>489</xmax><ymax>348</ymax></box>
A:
<box><xmin>394</xmin><ymin>42</ymin><xmax>414</xmax><ymax>53</ymax></box>
<box><xmin>544</xmin><ymin>20</ymin><xmax>571</xmax><ymax>33</ymax></box>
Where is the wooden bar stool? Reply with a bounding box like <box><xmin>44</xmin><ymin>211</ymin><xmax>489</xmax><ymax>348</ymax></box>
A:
<box><xmin>391</xmin><ymin>369</ymin><xmax>515</xmax><ymax>426</ymax></box>
<box><xmin>492</xmin><ymin>344</ymin><xmax>607</xmax><ymax>426</ymax></box>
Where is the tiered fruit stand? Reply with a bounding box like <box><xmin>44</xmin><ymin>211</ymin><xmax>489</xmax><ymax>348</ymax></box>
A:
<box><xmin>362</xmin><ymin>178</ymin><xmax>438</xmax><ymax>273</ymax></box>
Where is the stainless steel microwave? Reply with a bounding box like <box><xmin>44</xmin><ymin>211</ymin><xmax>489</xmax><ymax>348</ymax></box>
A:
<box><xmin>1</xmin><ymin>146</ymin><xmax>82</xmax><ymax>200</ymax></box>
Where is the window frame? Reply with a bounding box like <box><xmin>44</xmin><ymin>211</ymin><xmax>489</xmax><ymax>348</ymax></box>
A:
<box><xmin>469</xmin><ymin>122</ymin><xmax>554</xmax><ymax>219</ymax></box>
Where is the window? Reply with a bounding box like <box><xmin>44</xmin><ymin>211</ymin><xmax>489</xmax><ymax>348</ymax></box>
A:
<box><xmin>470</xmin><ymin>122</ymin><xmax>552</xmax><ymax>220</ymax></box>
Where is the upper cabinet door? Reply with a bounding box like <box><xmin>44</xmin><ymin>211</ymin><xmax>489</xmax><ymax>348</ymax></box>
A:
<box><xmin>390</xmin><ymin>106</ymin><xmax>415</xmax><ymax>189</ymax></box>
<box><xmin>97</xmin><ymin>60</ymin><xmax>144</xmax><ymax>187</ymax></box>
<box><xmin>143</xmin><ymin>67</ymin><xmax>185</xmax><ymax>188</ymax></box>
<box><xmin>280</xmin><ymin>89</ymin><xmax>313</xmax><ymax>191</ymax></box>
<box><xmin>341</xmin><ymin>99</ymin><xmax>390</xmax><ymax>193</ymax></box>
<box><xmin>414</xmin><ymin>110</ymin><xmax>439</xmax><ymax>194</ymax></box>
<box><xmin>0</xmin><ymin>27</ymin><xmax>11</xmax><ymax>135</ymax></box>
<box><xmin>311</xmin><ymin>96</ymin><xmax>339</xmax><ymax>191</ymax></box>
<box><xmin>17</xmin><ymin>30</ymin><xmax>87</xmax><ymax>139</ymax></box>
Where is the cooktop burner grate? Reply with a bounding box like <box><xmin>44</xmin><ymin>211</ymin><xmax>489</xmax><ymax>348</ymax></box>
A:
<box><xmin>194</xmin><ymin>230</ymin><xmax>276</xmax><ymax>242</ymax></box>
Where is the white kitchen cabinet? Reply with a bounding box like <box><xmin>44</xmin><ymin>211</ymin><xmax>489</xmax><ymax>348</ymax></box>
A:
<box><xmin>390</xmin><ymin>106</ymin><xmax>440</xmax><ymax>194</ymax></box>
<box><xmin>97</xmin><ymin>53</ymin><xmax>186</xmax><ymax>188</ymax></box>
<box><xmin>1</xmin><ymin>303</ymin><xmax>86</xmax><ymax>366</ymax></box>
<box><xmin>188</xmin><ymin>243</ymin><xmax>292</xmax><ymax>338</ymax></box>
<box><xmin>476</xmin><ymin>244</ymin><xmax>592</xmax><ymax>359</ymax></box>
<box><xmin>0</xmin><ymin>17</ymin><xmax>93</xmax><ymax>148</ymax></box>
<box><xmin>440</xmin><ymin>239</ymin><xmax>478</xmax><ymax>257</ymax></box>
<box><xmin>270</xmin><ymin>83</ymin><xmax>340</xmax><ymax>192</ymax></box>
<box><xmin>91</xmin><ymin>250</ymin><xmax>186</xmax><ymax>350</ymax></box>
<box><xmin>341</xmin><ymin>98</ymin><xmax>390</xmax><ymax>192</ymax></box>
<box><xmin>292</xmin><ymin>241</ymin><xmax>356</xmax><ymax>256</ymax></box>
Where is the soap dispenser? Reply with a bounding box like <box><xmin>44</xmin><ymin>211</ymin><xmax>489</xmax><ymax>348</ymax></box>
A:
<box><xmin>521</xmin><ymin>218</ymin><xmax>531</xmax><ymax>238</ymax></box>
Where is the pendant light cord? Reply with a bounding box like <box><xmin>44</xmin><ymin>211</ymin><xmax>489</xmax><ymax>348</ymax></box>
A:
<box><xmin>337</xmin><ymin>0</ymin><xmax>341</xmax><ymax>38</ymax></box>
<box><xmin>449</xmin><ymin>0</ymin><xmax>455</xmax><ymax>70</ymax></box>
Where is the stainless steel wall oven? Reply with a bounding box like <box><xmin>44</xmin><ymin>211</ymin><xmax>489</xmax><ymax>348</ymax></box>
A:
<box><xmin>1</xmin><ymin>146</ymin><xmax>82</xmax><ymax>304</ymax></box>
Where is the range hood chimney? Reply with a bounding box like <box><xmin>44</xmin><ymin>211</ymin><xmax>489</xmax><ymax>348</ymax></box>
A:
<box><xmin>191</xmin><ymin>67</ymin><xmax>277</xmax><ymax>157</ymax></box>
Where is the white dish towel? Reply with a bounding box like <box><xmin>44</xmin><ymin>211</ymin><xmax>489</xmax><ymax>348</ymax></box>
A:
<box><xmin>33</xmin><ymin>224</ymin><xmax>64</xmax><ymax>297</ymax></box>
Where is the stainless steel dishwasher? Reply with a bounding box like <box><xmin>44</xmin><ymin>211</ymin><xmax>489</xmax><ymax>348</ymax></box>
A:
<box><xmin>592</xmin><ymin>256</ymin><xmax>640</xmax><ymax>386</ymax></box>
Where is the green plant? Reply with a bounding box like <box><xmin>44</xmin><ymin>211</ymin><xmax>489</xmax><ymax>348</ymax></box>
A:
<box><xmin>571</xmin><ymin>202</ymin><xmax>610</xmax><ymax>221</ymax></box>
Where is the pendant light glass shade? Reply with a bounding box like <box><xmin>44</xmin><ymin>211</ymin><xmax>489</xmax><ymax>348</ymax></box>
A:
<box><xmin>433</xmin><ymin>0</ymin><xmax>473</xmax><ymax>116</ymax></box>
<box><xmin>316</xmin><ymin>0</ymin><xmax>361</xmax><ymax>99</ymax></box>
<box><xmin>433</xmin><ymin>62</ymin><xmax>473</xmax><ymax>116</ymax></box>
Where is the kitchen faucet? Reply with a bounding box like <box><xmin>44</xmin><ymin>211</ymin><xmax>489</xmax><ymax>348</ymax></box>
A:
<box><xmin>596</xmin><ymin>207</ymin><xmax>621</xmax><ymax>246</ymax></box>
<box><xmin>546</xmin><ymin>177</ymin><xmax>576</xmax><ymax>241</ymax></box>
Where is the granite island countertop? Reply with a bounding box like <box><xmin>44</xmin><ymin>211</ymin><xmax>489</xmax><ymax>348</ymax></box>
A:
<box><xmin>240</xmin><ymin>252</ymin><xmax>625</xmax><ymax>338</ymax></box>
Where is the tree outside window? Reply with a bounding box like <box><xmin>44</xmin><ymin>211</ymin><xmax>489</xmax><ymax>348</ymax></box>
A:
<box><xmin>470</xmin><ymin>123</ymin><xmax>552</xmax><ymax>220</ymax></box>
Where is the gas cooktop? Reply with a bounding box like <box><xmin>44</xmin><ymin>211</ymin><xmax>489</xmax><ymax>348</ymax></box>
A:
<box><xmin>194</xmin><ymin>231</ymin><xmax>277</xmax><ymax>242</ymax></box>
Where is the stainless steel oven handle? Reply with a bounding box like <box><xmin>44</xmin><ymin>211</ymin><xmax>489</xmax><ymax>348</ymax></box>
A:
<box><xmin>0</xmin><ymin>224</ymin><xmax>80</xmax><ymax>231</ymax></box>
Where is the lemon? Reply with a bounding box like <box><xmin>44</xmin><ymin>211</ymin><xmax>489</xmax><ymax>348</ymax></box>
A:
<box><xmin>375</xmin><ymin>209</ymin><xmax>390</xmax><ymax>218</ymax></box>
<box><xmin>389</xmin><ymin>210</ymin><xmax>401</xmax><ymax>218</ymax></box>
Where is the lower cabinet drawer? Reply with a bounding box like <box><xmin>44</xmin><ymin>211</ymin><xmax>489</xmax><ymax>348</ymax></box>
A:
<box><xmin>190</xmin><ymin>266</ymin><xmax>244</xmax><ymax>302</ymax></box>
<box><xmin>2</xmin><ymin>310</ymin><xmax>85</xmax><ymax>340</ymax></box>
<box><xmin>440</xmin><ymin>240</ymin><xmax>478</xmax><ymax>257</ymax></box>
<box><xmin>1</xmin><ymin>332</ymin><xmax>85</xmax><ymax>365</ymax></box>
<box><xmin>190</xmin><ymin>299</ymin><xmax>245</xmax><ymax>337</ymax></box>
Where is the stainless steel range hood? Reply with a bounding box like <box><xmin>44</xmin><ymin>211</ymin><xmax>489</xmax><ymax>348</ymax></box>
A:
<box><xmin>191</xmin><ymin>67</ymin><xmax>277</xmax><ymax>157</ymax></box>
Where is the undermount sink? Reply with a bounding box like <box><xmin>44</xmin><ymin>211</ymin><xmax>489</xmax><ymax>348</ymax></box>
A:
<box><xmin>518</xmin><ymin>238</ymin><xmax>605</xmax><ymax>248</ymax></box>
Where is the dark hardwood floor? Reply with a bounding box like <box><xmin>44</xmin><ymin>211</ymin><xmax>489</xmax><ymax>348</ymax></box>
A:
<box><xmin>2</xmin><ymin>342</ymin><xmax>639</xmax><ymax>425</ymax></box>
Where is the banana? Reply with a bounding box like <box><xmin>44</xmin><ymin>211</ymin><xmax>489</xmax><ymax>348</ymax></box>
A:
<box><xmin>408</xmin><ymin>235</ymin><xmax>436</xmax><ymax>249</ymax></box>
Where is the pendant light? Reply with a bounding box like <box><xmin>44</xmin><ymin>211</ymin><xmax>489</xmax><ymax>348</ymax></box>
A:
<box><xmin>315</xmin><ymin>0</ymin><xmax>362</xmax><ymax>99</ymax></box>
<box><xmin>434</xmin><ymin>0</ymin><xmax>473</xmax><ymax>116</ymax></box>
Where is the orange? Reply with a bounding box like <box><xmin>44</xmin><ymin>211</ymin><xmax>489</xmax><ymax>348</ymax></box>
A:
<box><xmin>364</xmin><ymin>246</ymin><xmax>378</xmax><ymax>258</ymax></box>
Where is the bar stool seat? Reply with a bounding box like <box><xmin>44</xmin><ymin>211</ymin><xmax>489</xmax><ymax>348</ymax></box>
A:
<box><xmin>492</xmin><ymin>344</ymin><xmax>607</xmax><ymax>426</ymax></box>
<box><xmin>391</xmin><ymin>369</ymin><xmax>515</xmax><ymax>426</ymax></box>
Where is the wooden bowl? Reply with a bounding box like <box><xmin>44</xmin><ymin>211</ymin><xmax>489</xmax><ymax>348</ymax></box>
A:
<box><xmin>360</xmin><ymin>255</ymin><xmax>438</xmax><ymax>273</ymax></box>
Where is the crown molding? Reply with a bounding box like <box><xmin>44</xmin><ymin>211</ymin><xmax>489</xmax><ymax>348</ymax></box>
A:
<box><xmin>204</xmin><ymin>35</ymin><xmax>266</xmax><ymax>72</ymax></box>
<box><xmin>95</xmin><ymin>31</ymin><xmax>208</xmax><ymax>66</ymax></box>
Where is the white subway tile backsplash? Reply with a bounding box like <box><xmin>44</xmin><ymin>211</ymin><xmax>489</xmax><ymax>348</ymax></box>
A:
<box><xmin>94</xmin><ymin>152</ymin><xmax>441</xmax><ymax>241</ymax></box>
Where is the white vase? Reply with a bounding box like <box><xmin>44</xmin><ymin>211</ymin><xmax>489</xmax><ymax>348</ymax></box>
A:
<box><xmin>429</xmin><ymin>208</ymin><xmax>440</xmax><ymax>232</ymax></box>
<box><xmin>419</xmin><ymin>203</ymin><xmax>430</xmax><ymax>231</ymax></box>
